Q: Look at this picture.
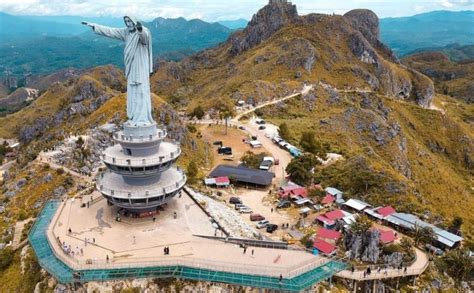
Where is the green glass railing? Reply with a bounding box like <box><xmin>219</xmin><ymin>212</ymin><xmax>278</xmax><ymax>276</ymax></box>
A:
<box><xmin>29</xmin><ymin>201</ymin><xmax>347</xmax><ymax>291</ymax></box>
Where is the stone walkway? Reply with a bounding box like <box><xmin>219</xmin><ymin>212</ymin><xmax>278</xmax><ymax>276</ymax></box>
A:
<box><xmin>12</xmin><ymin>218</ymin><xmax>35</xmax><ymax>249</ymax></box>
<box><xmin>335</xmin><ymin>248</ymin><xmax>429</xmax><ymax>281</ymax></box>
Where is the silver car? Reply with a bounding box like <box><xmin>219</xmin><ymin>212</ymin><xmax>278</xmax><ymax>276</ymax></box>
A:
<box><xmin>256</xmin><ymin>220</ymin><xmax>270</xmax><ymax>229</ymax></box>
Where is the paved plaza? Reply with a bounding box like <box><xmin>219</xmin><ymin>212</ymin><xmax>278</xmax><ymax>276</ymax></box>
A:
<box><xmin>48</xmin><ymin>192</ymin><xmax>326</xmax><ymax>278</ymax></box>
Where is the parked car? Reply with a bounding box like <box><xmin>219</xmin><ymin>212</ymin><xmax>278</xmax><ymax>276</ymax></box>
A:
<box><xmin>234</xmin><ymin>204</ymin><xmax>246</xmax><ymax>210</ymax></box>
<box><xmin>258</xmin><ymin>125</ymin><xmax>266</xmax><ymax>130</ymax></box>
<box><xmin>218</xmin><ymin>147</ymin><xmax>232</xmax><ymax>155</ymax></box>
<box><xmin>256</xmin><ymin>220</ymin><xmax>270</xmax><ymax>229</ymax></box>
<box><xmin>277</xmin><ymin>200</ymin><xmax>291</xmax><ymax>209</ymax></box>
<box><xmin>239</xmin><ymin>207</ymin><xmax>253</xmax><ymax>214</ymax></box>
<box><xmin>229</xmin><ymin>197</ymin><xmax>242</xmax><ymax>204</ymax></box>
<box><xmin>266</xmin><ymin>224</ymin><xmax>278</xmax><ymax>233</ymax></box>
<box><xmin>250</xmin><ymin>213</ymin><xmax>265</xmax><ymax>221</ymax></box>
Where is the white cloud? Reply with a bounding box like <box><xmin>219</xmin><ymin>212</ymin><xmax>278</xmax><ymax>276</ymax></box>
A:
<box><xmin>0</xmin><ymin>0</ymin><xmax>472</xmax><ymax>21</ymax></box>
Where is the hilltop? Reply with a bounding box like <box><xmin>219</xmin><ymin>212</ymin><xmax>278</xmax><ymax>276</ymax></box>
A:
<box><xmin>151</xmin><ymin>1</ymin><xmax>473</xmax><ymax>240</ymax></box>
<box><xmin>402</xmin><ymin>48</ymin><xmax>474</xmax><ymax>103</ymax></box>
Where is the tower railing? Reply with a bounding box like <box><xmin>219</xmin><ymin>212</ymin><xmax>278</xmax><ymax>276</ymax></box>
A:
<box><xmin>102</xmin><ymin>146</ymin><xmax>181</xmax><ymax>167</ymax></box>
<box><xmin>97</xmin><ymin>171</ymin><xmax>187</xmax><ymax>199</ymax></box>
<box><xmin>113</xmin><ymin>129</ymin><xmax>168</xmax><ymax>142</ymax></box>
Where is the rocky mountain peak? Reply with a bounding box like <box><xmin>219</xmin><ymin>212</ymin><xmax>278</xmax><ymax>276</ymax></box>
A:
<box><xmin>344</xmin><ymin>9</ymin><xmax>380</xmax><ymax>45</ymax></box>
<box><xmin>229</xmin><ymin>0</ymin><xmax>298</xmax><ymax>55</ymax></box>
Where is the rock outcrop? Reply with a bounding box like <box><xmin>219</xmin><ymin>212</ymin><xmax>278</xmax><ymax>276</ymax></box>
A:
<box><xmin>230</xmin><ymin>0</ymin><xmax>298</xmax><ymax>55</ymax></box>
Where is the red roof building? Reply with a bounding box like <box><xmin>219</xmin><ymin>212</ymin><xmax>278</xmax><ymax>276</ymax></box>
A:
<box><xmin>317</xmin><ymin>228</ymin><xmax>341</xmax><ymax>241</ymax></box>
<box><xmin>316</xmin><ymin>215</ymin><xmax>335</xmax><ymax>226</ymax></box>
<box><xmin>324</xmin><ymin>209</ymin><xmax>345</xmax><ymax>221</ymax></box>
<box><xmin>278</xmin><ymin>185</ymin><xmax>307</xmax><ymax>199</ymax></box>
<box><xmin>313</xmin><ymin>239</ymin><xmax>337</xmax><ymax>255</ymax></box>
<box><xmin>376</xmin><ymin>206</ymin><xmax>396</xmax><ymax>217</ymax></box>
<box><xmin>379</xmin><ymin>229</ymin><xmax>397</xmax><ymax>244</ymax></box>
<box><xmin>215</xmin><ymin>177</ymin><xmax>230</xmax><ymax>184</ymax></box>
<box><xmin>321</xmin><ymin>194</ymin><xmax>335</xmax><ymax>205</ymax></box>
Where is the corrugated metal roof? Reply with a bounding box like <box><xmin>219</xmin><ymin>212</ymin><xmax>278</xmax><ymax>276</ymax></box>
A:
<box><xmin>344</xmin><ymin>199</ymin><xmax>371</xmax><ymax>211</ymax></box>
<box><xmin>387</xmin><ymin>212</ymin><xmax>463</xmax><ymax>247</ymax></box>
<box><xmin>209</xmin><ymin>165</ymin><xmax>274</xmax><ymax>186</ymax></box>
<box><xmin>325</xmin><ymin>187</ymin><xmax>343</xmax><ymax>196</ymax></box>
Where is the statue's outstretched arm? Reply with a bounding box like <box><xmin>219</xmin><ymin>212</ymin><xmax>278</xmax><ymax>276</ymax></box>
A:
<box><xmin>82</xmin><ymin>22</ymin><xmax>126</xmax><ymax>41</ymax></box>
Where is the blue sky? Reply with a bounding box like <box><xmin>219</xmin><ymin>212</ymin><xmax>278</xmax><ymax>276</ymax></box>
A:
<box><xmin>1</xmin><ymin>0</ymin><xmax>473</xmax><ymax>21</ymax></box>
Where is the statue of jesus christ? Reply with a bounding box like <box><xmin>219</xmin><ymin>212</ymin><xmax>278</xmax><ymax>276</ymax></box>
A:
<box><xmin>82</xmin><ymin>16</ymin><xmax>155</xmax><ymax>126</ymax></box>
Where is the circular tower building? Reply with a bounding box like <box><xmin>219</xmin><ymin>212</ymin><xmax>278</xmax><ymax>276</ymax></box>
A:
<box><xmin>97</xmin><ymin>122</ymin><xmax>186</xmax><ymax>212</ymax></box>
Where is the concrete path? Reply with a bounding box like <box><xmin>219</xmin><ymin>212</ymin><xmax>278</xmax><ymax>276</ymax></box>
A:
<box><xmin>233</xmin><ymin>85</ymin><xmax>313</xmax><ymax>122</ymax></box>
<box><xmin>335</xmin><ymin>248</ymin><xmax>429</xmax><ymax>281</ymax></box>
<box><xmin>12</xmin><ymin>218</ymin><xmax>35</xmax><ymax>249</ymax></box>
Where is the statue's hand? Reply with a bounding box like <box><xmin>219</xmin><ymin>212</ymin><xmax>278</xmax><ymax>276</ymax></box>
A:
<box><xmin>136</xmin><ymin>21</ymin><xmax>143</xmax><ymax>33</ymax></box>
<box><xmin>81</xmin><ymin>21</ymin><xmax>94</xmax><ymax>29</ymax></box>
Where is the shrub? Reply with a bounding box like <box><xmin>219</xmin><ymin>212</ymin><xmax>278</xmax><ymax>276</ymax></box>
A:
<box><xmin>189</xmin><ymin>105</ymin><xmax>205</xmax><ymax>120</ymax></box>
<box><xmin>300</xmin><ymin>233</ymin><xmax>314</xmax><ymax>249</ymax></box>
<box><xmin>0</xmin><ymin>247</ymin><xmax>14</xmax><ymax>271</ymax></box>
<box><xmin>278</xmin><ymin>122</ymin><xmax>291</xmax><ymax>141</ymax></box>
<box><xmin>187</xmin><ymin>124</ymin><xmax>197</xmax><ymax>134</ymax></box>
<box><xmin>241</xmin><ymin>151</ymin><xmax>268</xmax><ymax>169</ymax></box>
<box><xmin>382</xmin><ymin>244</ymin><xmax>403</xmax><ymax>255</ymax></box>
<box><xmin>186</xmin><ymin>161</ymin><xmax>199</xmax><ymax>184</ymax></box>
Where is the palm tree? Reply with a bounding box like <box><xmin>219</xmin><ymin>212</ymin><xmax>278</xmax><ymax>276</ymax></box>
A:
<box><xmin>349</xmin><ymin>214</ymin><xmax>372</xmax><ymax>236</ymax></box>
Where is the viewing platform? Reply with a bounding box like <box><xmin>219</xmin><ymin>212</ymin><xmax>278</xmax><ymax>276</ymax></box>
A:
<box><xmin>29</xmin><ymin>196</ymin><xmax>347</xmax><ymax>290</ymax></box>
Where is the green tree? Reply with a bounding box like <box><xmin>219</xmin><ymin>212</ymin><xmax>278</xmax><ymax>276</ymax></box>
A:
<box><xmin>0</xmin><ymin>247</ymin><xmax>14</xmax><ymax>271</ymax></box>
<box><xmin>299</xmin><ymin>131</ymin><xmax>328</xmax><ymax>159</ymax></box>
<box><xmin>241</xmin><ymin>151</ymin><xmax>268</xmax><ymax>169</ymax></box>
<box><xmin>190</xmin><ymin>105</ymin><xmax>205</xmax><ymax>120</ymax></box>
<box><xmin>285</xmin><ymin>154</ymin><xmax>319</xmax><ymax>186</ymax></box>
<box><xmin>443</xmin><ymin>250</ymin><xmax>473</xmax><ymax>282</ymax></box>
<box><xmin>349</xmin><ymin>214</ymin><xmax>372</xmax><ymax>236</ymax></box>
<box><xmin>278</xmin><ymin>122</ymin><xmax>291</xmax><ymax>141</ymax></box>
<box><xmin>186</xmin><ymin>161</ymin><xmax>199</xmax><ymax>184</ymax></box>
<box><xmin>400</xmin><ymin>237</ymin><xmax>414</xmax><ymax>252</ymax></box>
<box><xmin>413</xmin><ymin>225</ymin><xmax>436</xmax><ymax>246</ymax></box>
<box><xmin>449</xmin><ymin>216</ymin><xmax>463</xmax><ymax>234</ymax></box>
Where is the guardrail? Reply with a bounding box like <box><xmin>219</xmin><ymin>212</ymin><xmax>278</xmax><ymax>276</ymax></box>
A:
<box><xmin>97</xmin><ymin>171</ymin><xmax>186</xmax><ymax>199</ymax></box>
<box><xmin>113</xmin><ymin>129</ymin><xmax>167</xmax><ymax>142</ymax></box>
<box><xmin>102</xmin><ymin>146</ymin><xmax>181</xmax><ymax>167</ymax></box>
<box><xmin>46</xmin><ymin>200</ymin><xmax>333</xmax><ymax>279</ymax></box>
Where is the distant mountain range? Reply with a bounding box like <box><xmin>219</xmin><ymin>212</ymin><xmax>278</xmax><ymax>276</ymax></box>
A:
<box><xmin>218</xmin><ymin>19</ymin><xmax>248</xmax><ymax>29</ymax></box>
<box><xmin>0</xmin><ymin>13</ymin><xmax>233</xmax><ymax>90</ymax></box>
<box><xmin>380</xmin><ymin>10</ymin><xmax>474</xmax><ymax>57</ymax></box>
<box><xmin>1</xmin><ymin>9</ymin><xmax>473</xmax><ymax>87</ymax></box>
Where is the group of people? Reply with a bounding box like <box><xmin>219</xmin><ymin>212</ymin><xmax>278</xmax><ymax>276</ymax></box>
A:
<box><xmin>354</xmin><ymin>264</ymin><xmax>409</xmax><ymax>278</ymax></box>
<box><xmin>61</xmin><ymin>241</ymin><xmax>84</xmax><ymax>258</ymax></box>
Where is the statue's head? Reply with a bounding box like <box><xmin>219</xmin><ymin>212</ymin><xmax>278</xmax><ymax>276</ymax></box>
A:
<box><xmin>123</xmin><ymin>16</ymin><xmax>136</xmax><ymax>29</ymax></box>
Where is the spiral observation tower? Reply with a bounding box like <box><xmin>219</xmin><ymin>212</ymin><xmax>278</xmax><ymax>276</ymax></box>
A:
<box><xmin>96</xmin><ymin>122</ymin><xmax>186</xmax><ymax>211</ymax></box>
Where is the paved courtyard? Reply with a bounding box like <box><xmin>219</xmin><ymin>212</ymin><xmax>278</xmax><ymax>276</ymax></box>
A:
<box><xmin>49</xmin><ymin>192</ymin><xmax>326</xmax><ymax>278</ymax></box>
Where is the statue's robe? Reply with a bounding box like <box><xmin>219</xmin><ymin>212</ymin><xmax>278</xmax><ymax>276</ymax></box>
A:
<box><xmin>91</xmin><ymin>19</ymin><xmax>154</xmax><ymax>126</ymax></box>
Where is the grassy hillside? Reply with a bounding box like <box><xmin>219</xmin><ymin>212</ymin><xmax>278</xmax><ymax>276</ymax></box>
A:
<box><xmin>152</xmin><ymin>14</ymin><xmax>433</xmax><ymax>112</ymax></box>
<box><xmin>147</xmin><ymin>2</ymin><xmax>474</xmax><ymax>242</ymax></box>
<box><xmin>402</xmin><ymin>51</ymin><xmax>474</xmax><ymax>103</ymax></box>
<box><xmin>258</xmin><ymin>89</ymin><xmax>473</xmax><ymax>241</ymax></box>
